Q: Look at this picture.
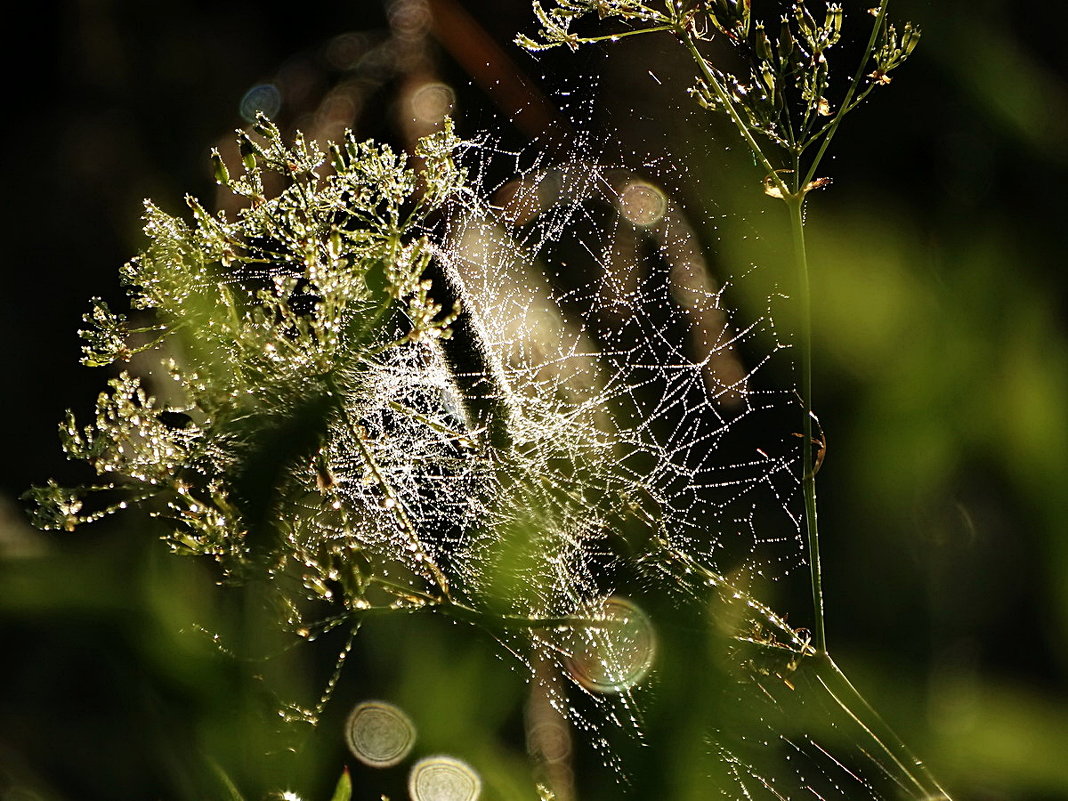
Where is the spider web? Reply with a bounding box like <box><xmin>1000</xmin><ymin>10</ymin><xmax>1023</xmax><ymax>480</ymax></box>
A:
<box><xmin>285</xmin><ymin>121</ymin><xmax>939</xmax><ymax>798</ymax></box>
<box><xmin>43</xmin><ymin>4</ymin><xmax>947</xmax><ymax>795</ymax></box>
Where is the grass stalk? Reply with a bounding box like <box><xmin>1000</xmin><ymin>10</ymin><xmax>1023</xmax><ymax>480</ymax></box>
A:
<box><xmin>785</xmin><ymin>192</ymin><xmax>826</xmax><ymax>655</ymax></box>
<box><xmin>815</xmin><ymin>654</ymin><xmax>952</xmax><ymax>799</ymax></box>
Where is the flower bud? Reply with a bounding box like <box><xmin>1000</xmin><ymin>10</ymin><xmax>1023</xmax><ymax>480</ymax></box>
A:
<box><xmin>210</xmin><ymin>149</ymin><xmax>230</xmax><ymax>185</ymax></box>
<box><xmin>777</xmin><ymin>18</ymin><xmax>797</xmax><ymax>65</ymax></box>
<box><xmin>239</xmin><ymin>134</ymin><xmax>258</xmax><ymax>171</ymax></box>
<box><xmin>901</xmin><ymin>22</ymin><xmax>921</xmax><ymax>56</ymax></box>
<box><xmin>185</xmin><ymin>194</ymin><xmax>211</xmax><ymax>227</ymax></box>
<box><xmin>759</xmin><ymin>62</ymin><xmax>776</xmax><ymax>94</ymax></box>
<box><xmin>793</xmin><ymin>3</ymin><xmax>816</xmax><ymax>45</ymax></box>
<box><xmin>825</xmin><ymin>4</ymin><xmax>843</xmax><ymax>45</ymax></box>
<box><xmin>329</xmin><ymin>142</ymin><xmax>346</xmax><ymax>173</ymax></box>
<box><xmin>755</xmin><ymin>23</ymin><xmax>773</xmax><ymax>61</ymax></box>
<box><xmin>251</xmin><ymin>113</ymin><xmax>275</xmax><ymax>138</ymax></box>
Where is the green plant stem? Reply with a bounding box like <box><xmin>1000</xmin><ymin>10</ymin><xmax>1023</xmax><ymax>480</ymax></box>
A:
<box><xmin>576</xmin><ymin>25</ymin><xmax>674</xmax><ymax>43</ymax></box>
<box><xmin>786</xmin><ymin>192</ymin><xmax>826</xmax><ymax>656</ymax></box>
<box><xmin>815</xmin><ymin>654</ymin><xmax>952</xmax><ymax>799</ymax></box>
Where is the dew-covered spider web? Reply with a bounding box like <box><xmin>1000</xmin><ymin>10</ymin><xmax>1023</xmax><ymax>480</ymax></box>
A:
<box><xmin>31</xmin><ymin>4</ymin><xmax>951</xmax><ymax>796</ymax></box>
<box><xmin>277</xmin><ymin>124</ymin><xmax>943</xmax><ymax>799</ymax></box>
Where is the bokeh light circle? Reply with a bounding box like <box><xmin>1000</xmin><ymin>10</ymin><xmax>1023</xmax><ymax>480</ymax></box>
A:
<box><xmin>239</xmin><ymin>84</ymin><xmax>282</xmax><ymax>122</ymax></box>
<box><xmin>617</xmin><ymin>180</ymin><xmax>667</xmax><ymax>227</ymax></box>
<box><xmin>407</xmin><ymin>755</ymin><xmax>482</xmax><ymax>801</ymax></box>
<box><xmin>345</xmin><ymin>700</ymin><xmax>416</xmax><ymax>768</ymax></box>
<box><xmin>564</xmin><ymin>596</ymin><xmax>656</xmax><ymax>694</ymax></box>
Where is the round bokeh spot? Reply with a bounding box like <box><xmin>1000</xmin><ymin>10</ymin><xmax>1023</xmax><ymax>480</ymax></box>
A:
<box><xmin>564</xmin><ymin>595</ymin><xmax>656</xmax><ymax>694</ymax></box>
<box><xmin>239</xmin><ymin>83</ymin><xmax>282</xmax><ymax>122</ymax></box>
<box><xmin>345</xmin><ymin>700</ymin><xmax>416</xmax><ymax>768</ymax></box>
<box><xmin>617</xmin><ymin>180</ymin><xmax>667</xmax><ymax>227</ymax></box>
<box><xmin>407</xmin><ymin>755</ymin><xmax>482</xmax><ymax>801</ymax></box>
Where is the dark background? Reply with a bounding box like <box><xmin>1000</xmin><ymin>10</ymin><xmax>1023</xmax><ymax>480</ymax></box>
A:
<box><xmin>1</xmin><ymin>1</ymin><xmax>1066</xmax><ymax>799</ymax></box>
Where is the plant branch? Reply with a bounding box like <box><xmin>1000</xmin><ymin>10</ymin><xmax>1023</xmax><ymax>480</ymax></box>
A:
<box><xmin>574</xmin><ymin>25</ymin><xmax>675</xmax><ymax>43</ymax></box>
<box><xmin>678</xmin><ymin>30</ymin><xmax>791</xmax><ymax>198</ymax></box>
<box><xmin>801</xmin><ymin>0</ymin><xmax>889</xmax><ymax>187</ymax></box>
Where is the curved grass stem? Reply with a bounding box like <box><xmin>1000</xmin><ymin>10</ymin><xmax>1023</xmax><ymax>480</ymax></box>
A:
<box><xmin>815</xmin><ymin>653</ymin><xmax>953</xmax><ymax>799</ymax></box>
<box><xmin>786</xmin><ymin>192</ymin><xmax>826</xmax><ymax>656</ymax></box>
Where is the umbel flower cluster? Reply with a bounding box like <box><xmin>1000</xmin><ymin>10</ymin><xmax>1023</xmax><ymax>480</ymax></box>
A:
<box><xmin>519</xmin><ymin>0</ymin><xmax>919</xmax><ymax>197</ymax></box>
<box><xmin>28</xmin><ymin>117</ymin><xmax>471</xmax><ymax>595</ymax></box>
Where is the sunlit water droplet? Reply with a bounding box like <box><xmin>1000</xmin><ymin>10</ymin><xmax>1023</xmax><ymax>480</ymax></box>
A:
<box><xmin>345</xmin><ymin>700</ymin><xmax>416</xmax><ymax>767</ymax></box>
<box><xmin>407</xmin><ymin>755</ymin><xmax>481</xmax><ymax>801</ymax></box>
<box><xmin>565</xmin><ymin>596</ymin><xmax>656</xmax><ymax>693</ymax></box>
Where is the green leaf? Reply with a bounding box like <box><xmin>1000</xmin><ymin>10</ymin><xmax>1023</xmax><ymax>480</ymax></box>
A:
<box><xmin>208</xmin><ymin>758</ymin><xmax>247</xmax><ymax>801</ymax></box>
<box><xmin>328</xmin><ymin>767</ymin><xmax>352</xmax><ymax>801</ymax></box>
